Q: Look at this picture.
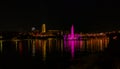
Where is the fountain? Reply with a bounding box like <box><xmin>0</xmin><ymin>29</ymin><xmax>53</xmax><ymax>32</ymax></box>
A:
<box><xmin>64</xmin><ymin>24</ymin><xmax>81</xmax><ymax>40</ymax></box>
<box><xmin>70</xmin><ymin>25</ymin><xmax>74</xmax><ymax>39</ymax></box>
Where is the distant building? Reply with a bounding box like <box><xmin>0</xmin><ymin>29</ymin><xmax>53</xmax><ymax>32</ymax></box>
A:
<box><xmin>42</xmin><ymin>24</ymin><xmax>46</xmax><ymax>33</ymax></box>
<box><xmin>48</xmin><ymin>30</ymin><xmax>61</xmax><ymax>34</ymax></box>
<box><xmin>31</xmin><ymin>24</ymin><xmax>63</xmax><ymax>37</ymax></box>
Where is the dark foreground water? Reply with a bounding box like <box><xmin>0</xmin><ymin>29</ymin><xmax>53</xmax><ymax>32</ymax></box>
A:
<box><xmin>0</xmin><ymin>37</ymin><xmax>115</xmax><ymax>69</ymax></box>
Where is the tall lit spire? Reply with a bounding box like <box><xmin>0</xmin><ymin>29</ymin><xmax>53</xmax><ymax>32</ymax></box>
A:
<box><xmin>42</xmin><ymin>24</ymin><xmax>46</xmax><ymax>33</ymax></box>
<box><xmin>71</xmin><ymin>24</ymin><xmax>74</xmax><ymax>39</ymax></box>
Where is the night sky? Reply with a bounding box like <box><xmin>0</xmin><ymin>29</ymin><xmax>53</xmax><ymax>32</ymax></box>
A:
<box><xmin>0</xmin><ymin>0</ymin><xmax>120</xmax><ymax>32</ymax></box>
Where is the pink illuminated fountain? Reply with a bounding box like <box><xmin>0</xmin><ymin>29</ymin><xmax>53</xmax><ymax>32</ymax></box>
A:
<box><xmin>64</xmin><ymin>24</ymin><xmax>81</xmax><ymax>40</ymax></box>
<box><xmin>70</xmin><ymin>25</ymin><xmax>74</xmax><ymax>39</ymax></box>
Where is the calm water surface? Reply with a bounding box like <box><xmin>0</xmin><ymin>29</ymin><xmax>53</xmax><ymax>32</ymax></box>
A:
<box><xmin>0</xmin><ymin>37</ymin><xmax>109</xmax><ymax>68</ymax></box>
<box><xmin>0</xmin><ymin>38</ymin><xmax>109</xmax><ymax>58</ymax></box>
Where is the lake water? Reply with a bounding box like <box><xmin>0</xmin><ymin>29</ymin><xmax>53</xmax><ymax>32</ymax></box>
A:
<box><xmin>0</xmin><ymin>37</ymin><xmax>109</xmax><ymax>68</ymax></box>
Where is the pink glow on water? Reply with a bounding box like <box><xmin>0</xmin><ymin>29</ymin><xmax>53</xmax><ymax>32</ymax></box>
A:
<box><xmin>63</xmin><ymin>24</ymin><xmax>83</xmax><ymax>59</ymax></box>
<box><xmin>67</xmin><ymin>40</ymin><xmax>75</xmax><ymax>59</ymax></box>
<box><xmin>71</xmin><ymin>40</ymin><xmax>74</xmax><ymax>59</ymax></box>
<box><xmin>64</xmin><ymin>39</ymin><xmax>83</xmax><ymax>59</ymax></box>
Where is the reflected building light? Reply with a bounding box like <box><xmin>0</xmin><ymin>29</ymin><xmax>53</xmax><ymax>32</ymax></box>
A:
<box><xmin>85</xmin><ymin>39</ymin><xmax>88</xmax><ymax>51</ymax></box>
<box><xmin>32</xmin><ymin>40</ymin><xmax>36</xmax><ymax>56</ymax></box>
<box><xmin>79</xmin><ymin>40</ymin><xmax>83</xmax><ymax>51</ymax></box>
<box><xmin>94</xmin><ymin>39</ymin><xmax>98</xmax><ymax>51</ymax></box>
<box><xmin>55</xmin><ymin>39</ymin><xmax>58</xmax><ymax>48</ymax></box>
<box><xmin>87</xmin><ymin>40</ymin><xmax>91</xmax><ymax>50</ymax></box>
<box><xmin>97</xmin><ymin>39</ymin><xmax>100</xmax><ymax>51</ymax></box>
<box><xmin>103</xmin><ymin>38</ymin><xmax>106</xmax><ymax>49</ymax></box>
<box><xmin>28</xmin><ymin>39</ymin><xmax>31</xmax><ymax>50</ymax></box>
<box><xmin>105</xmin><ymin>38</ymin><xmax>109</xmax><ymax>48</ymax></box>
<box><xmin>57</xmin><ymin>39</ymin><xmax>60</xmax><ymax>50</ymax></box>
<box><xmin>92</xmin><ymin>39</ymin><xmax>96</xmax><ymax>52</ymax></box>
<box><xmin>0</xmin><ymin>40</ymin><xmax>3</xmax><ymax>53</ymax></box>
<box><xmin>88</xmin><ymin>40</ymin><xmax>91</xmax><ymax>51</ymax></box>
<box><xmin>42</xmin><ymin>40</ymin><xmax>47</xmax><ymax>61</ymax></box>
<box><xmin>61</xmin><ymin>39</ymin><xmax>64</xmax><ymax>52</ymax></box>
<box><xmin>35</xmin><ymin>39</ymin><xmax>39</xmax><ymax>50</ymax></box>
<box><xmin>61</xmin><ymin>40</ymin><xmax>64</xmax><ymax>53</ymax></box>
<box><xmin>94</xmin><ymin>39</ymin><xmax>97</xmax><ymax>51</ymax></box>
<box><xmin>100</xmin><ymin>39</ymin><xmax>103</xmax><ymax>51</ymax></box>
<box><xmin>48</xmin><ymin>38</ymin><xmax>52</xmax><ymax>52</ymax></box>
<box><xmin>80</xmin><ymin>40</ymin><xmax>83</xmax><ymax>49</ymax></box>
<box><xmin>18</xmin><ymin>42</ymin><xmax>23</xmax><ymax>56</ymax></box>
<box><xmin>91</xmin><ymin>39</ymin><xmax>94</xmax><ymax>51</ymax></box>
<box><xmin>82</xmin><ymin>40</ymin><xmax>86</xmax><ymax>50</ymax></box>
<box><xmin>12</xmin><ymin>40</ymin><xmax>18</xmax><ymax>51</ymax></box>
<box><xmin>86</xmin><ymin>40</ymin><xmax>89</xmax><ymax>50</ymax></box>
<box><xmin>15</xmin><ymin>40</ymin><xmax>18</xmax><ymax>51</ymax></box>
<box><xmin>39</xmin><ymin>40</ymin><xmax>41</xmax><ymax>48</ymax></box>
<box><xmin>90</xmin><ymin>39</ymin><xmax>93</xmax><ymax>52</ymax></box>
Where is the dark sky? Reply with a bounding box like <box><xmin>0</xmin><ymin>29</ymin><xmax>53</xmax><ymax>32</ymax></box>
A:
<box><xmin>0</xmin><ymin>0</ymin><xmax>120</xmax><ymax>32</ymax></box>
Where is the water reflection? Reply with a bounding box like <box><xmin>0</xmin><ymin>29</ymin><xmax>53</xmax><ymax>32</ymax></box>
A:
<box><xmin>84</xmin><ymin>38</ymin><xmax>109</xmax><ymax>52</ymax></box>
<box><xmin>0</xmin><ymin>40</ymin><xmax>3</xmax><ymax>52</ymax></box>
<box><xmin>15</xmin><ymin>40</ymin><xmax>18</xmax><ymax>51</ymax></box>
<box><xmin>32</xmin><ymin>40</ymin><xmax>35</xmax><ymax>56</ymax></box>
<box><xmin>61</xmin><ymin>39</ymin><xmax>63</xmax><ymax>53</ymax></box>
<box><xmin>70</xmin><ymin>40</ymin><xmax>75</xmax><ymax>59</ymax></box>
<box><xmin>48</xmin><ymin>38</ymin><xmax>52</xmax><ymax>52</ymax></box>
<box><xmin>27</xmin><ymin>39</ymin><xmax>31</xmax><ymax>51</ymax></box>
<box><xmin>0</xmin><ymin>37</ymin><xmax>109</xmax><ymax>61</ymax></box>
<box><xmin>18</xmin><ymin>41</ymin><xmax>23</xmax><ymax>56</ymax></box>
<box><xmin>32</xmin><ymin>39</ymin><xmax>47</xmax><ymax>61</ymax></box>
<box><xmin>42</xmin><ymin>40</ymin><xmax>47</xmax><ymax>61</ymax></box>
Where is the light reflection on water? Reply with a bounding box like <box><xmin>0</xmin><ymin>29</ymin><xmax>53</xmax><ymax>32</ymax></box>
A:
<box><xmin>0</xmin><ymin>37</ymin><xmax>109</xmax><ymax>61</ymax></box>
<box><xmin>0</xmin><ymin>40</ymin><xmax>2</xmax><ymax>52</ymax></box>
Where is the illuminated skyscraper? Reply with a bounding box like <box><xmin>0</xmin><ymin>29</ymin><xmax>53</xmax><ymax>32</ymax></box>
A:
<box><xmin>42</xmin><ymin>24</ymin><xmax>46</xmax><ymax>33</ymax></box>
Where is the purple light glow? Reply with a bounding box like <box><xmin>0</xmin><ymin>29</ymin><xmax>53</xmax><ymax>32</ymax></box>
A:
<box><xmin>64</xmin><ymin>24</ymin><xmax>81</xmax><ymax>40</ymax></box>
<box><xmin>64</xmin><ymin>40</ymin><xmax>75</xmax><ymax>59</ymax></box>
<box><xmin>71</xmin><ymin>25</ymin><xmax>74</xmax><ymax>39</ymax></box>
<box><xmin>64</xmin><ymin>39</ymin><xmax>83</xmax><ymax>59</ymax></box>
<box><xmin>71</xmin><ymin>40</ymin><xmax>74</xmax><ymax>59</ymax></box>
